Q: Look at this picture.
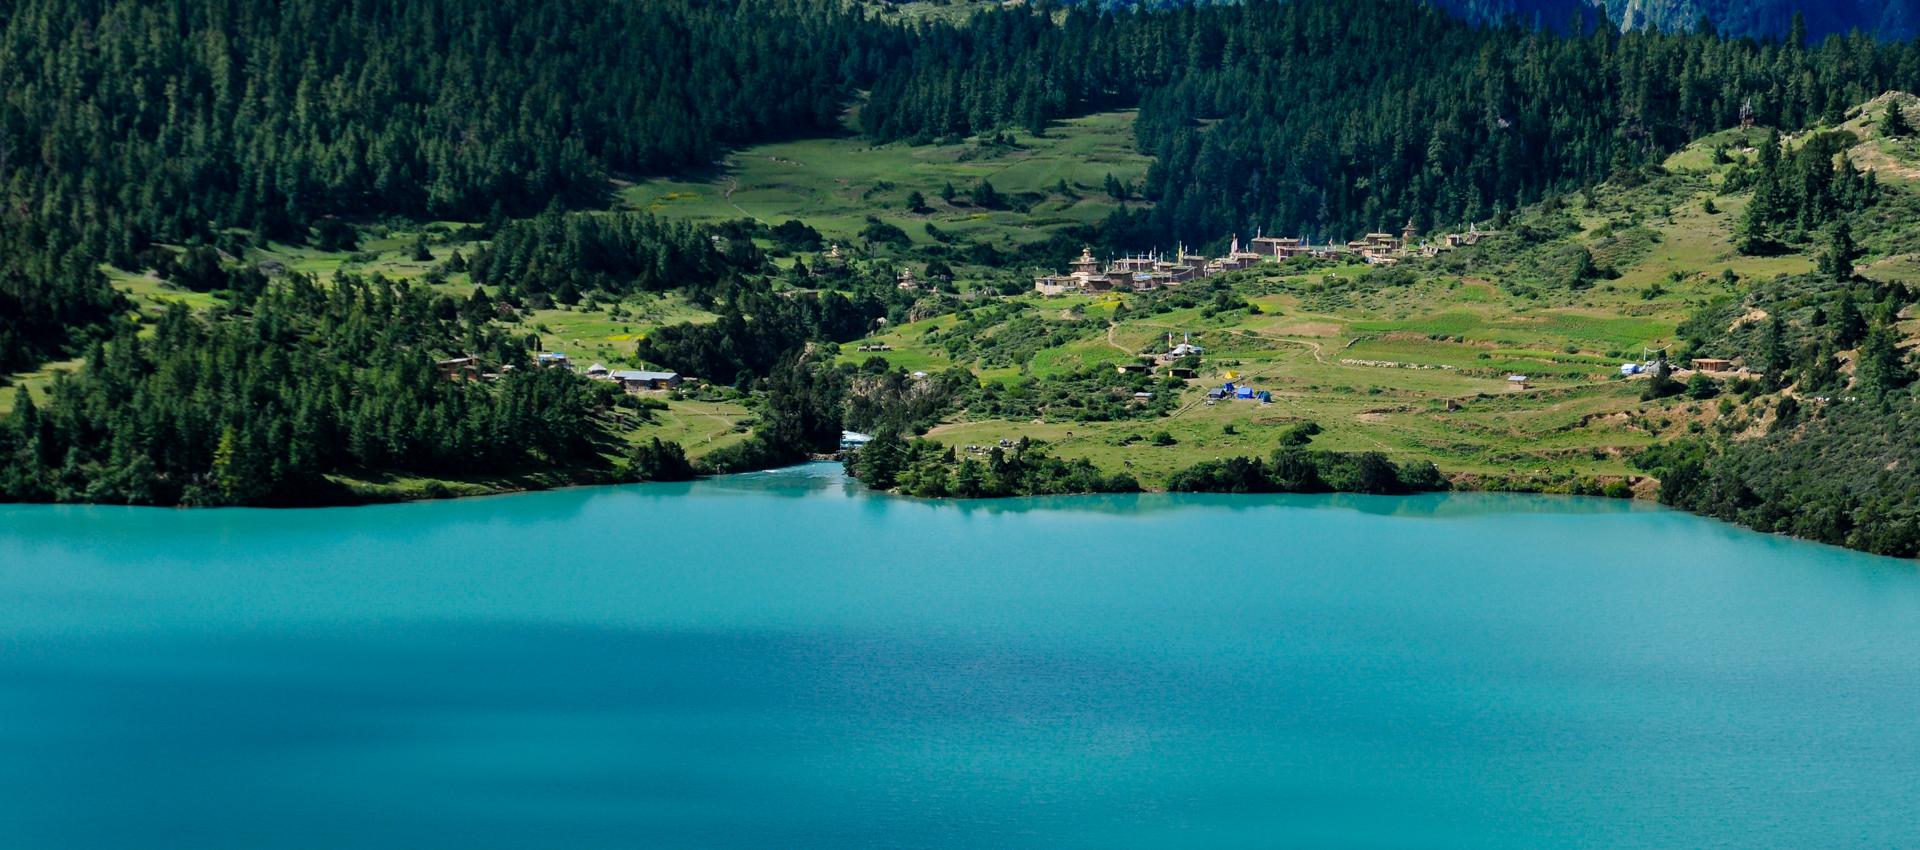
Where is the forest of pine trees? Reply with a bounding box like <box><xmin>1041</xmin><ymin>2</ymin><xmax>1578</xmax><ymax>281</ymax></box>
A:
<box><xmin>862</xmin><ymin>0</ymin><xmax>1920</xmax><ymax>246</ymax></box>
<box><xmin>7</xmin><ymin>0</ymin><xmax>1920</xmax><ymax>513</ymax></box>
<box><xmin>11</xmin><ymin>0</ymin><xmax>1920</xmax><ymax>376</ymax></box>
<box><xmin>467</xmin><ymin>210</ymin><xmax>757</xmax><ymax>305</ymax></box>
<box><xmin>0</xmin><ymin>273</ymin><xmax>612</xmax><ymax>505</ymax></box>
<box><xmin>0</xmin><ymin>0</ymin><xmax>892</xmax><ymax>372</ymax></box>
<box><xmin>1729</xmin><ymin>129</ymin><xmax>1881</xmax><ymax>254</ymax></box>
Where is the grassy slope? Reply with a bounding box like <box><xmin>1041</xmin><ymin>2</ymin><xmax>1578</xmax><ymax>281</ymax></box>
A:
<box><xmin>3</xmin><ymin>109</ymin><xmax>1143</xmax><ymax>419</ymax></box>
<box><xmin>618</xmin><ymin>110</ymin><xmax>1150</xmax><ymax>256</ymax></box>
<box><xmin>828</xmin><ymin>108</ymin><xmax>1920</xmax><ymax>491</ymax></box>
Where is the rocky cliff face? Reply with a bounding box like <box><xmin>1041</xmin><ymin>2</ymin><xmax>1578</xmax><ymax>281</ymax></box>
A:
<box><xmin>1433</xmin><ymin>0</ymin><xmax>1919</xmax><ymax>40</ymax></box>
<box><xmin>1605</xmin><ymin>0</ymin><xmax>1916</xmax><ymax>40</ymax></box>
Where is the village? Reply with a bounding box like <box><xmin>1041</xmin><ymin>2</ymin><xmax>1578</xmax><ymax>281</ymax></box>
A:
<box><xmin>1032</xmin><ymin>221</ymin><xmax>1496</xmax><ymax>296</ymax></box>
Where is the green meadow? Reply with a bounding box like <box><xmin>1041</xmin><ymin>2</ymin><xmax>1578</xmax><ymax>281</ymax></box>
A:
<box><xmin>618</xmin><ymin>110</ymin><xmax>1151</xmax><ymax>253</ymax></box>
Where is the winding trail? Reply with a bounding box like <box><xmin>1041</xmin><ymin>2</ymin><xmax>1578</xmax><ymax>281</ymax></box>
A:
<box><xmin>718</xmin><ymin>165</ymin><xmax>765</xmax><ymax>223</ymax></box>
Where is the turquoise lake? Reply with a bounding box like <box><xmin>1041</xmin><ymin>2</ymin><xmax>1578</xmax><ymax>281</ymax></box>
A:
<box><xmin>3</xmin><ymin>462</ymin><xmax>1918</xmax><ymax>848</ymax></box>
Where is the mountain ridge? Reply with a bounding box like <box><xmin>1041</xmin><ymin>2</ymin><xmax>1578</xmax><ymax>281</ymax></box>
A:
<box><xmin>1071</xmin><ymin>0</ymin><xmax>1920</xmax><ymax>40</ymax></box>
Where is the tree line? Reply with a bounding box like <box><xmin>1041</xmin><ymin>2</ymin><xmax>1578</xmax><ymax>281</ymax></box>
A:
<box><xmin>863</xmin><ymin>0</ymin><xmax>1920</xmax><ymax>246</ymax></box>
<box><xmin>467</xmin><ymin>209</ymin><xmax>757</xmax><ymax>304</ymax></box>
<box><xmin>13</xmin><ymin>0</ymin><xmax>1920</xmax><ymax>378</ymax></box>
<box><xmin>848</xmin><ymin>432</ymin><xmax>1141</xmax><ymax>499</ymax></box>
<box><xmin>0</xmin><ymin>0</ymin><xmax>892</xmax><ymax>374</ymax></box>
<box><xmin>0</xmin><ymin>274</ymin><xmax>613</xmax><ymax>505</ymax></box>
<box><xmin>1164</xmin><ymin>422</ymin><xmax>1448</xmax><ymax>495</ymax></box>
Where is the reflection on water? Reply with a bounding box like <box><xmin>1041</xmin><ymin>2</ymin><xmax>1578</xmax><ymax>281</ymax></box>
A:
<box><xmin>697</xmin><ymin>461</ymin><xmax>1668</xmax><ymax>520</ymax></box>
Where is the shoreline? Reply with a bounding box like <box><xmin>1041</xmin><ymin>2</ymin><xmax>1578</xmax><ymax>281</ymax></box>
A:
<box><xmin>16</xmin><ymin>458</ymin><xmax>1916</xmax><ymax>561</ymax></box>
<box><xmin>0</xmin><ymin>459</ymin><xmax>1653</xmax><ymax>509</ymax></box>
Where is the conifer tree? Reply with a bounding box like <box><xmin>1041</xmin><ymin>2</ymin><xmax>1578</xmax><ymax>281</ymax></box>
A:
<box><xmin>1760</xmin><ymin>315</ymin><xmax>1792</xmax><ymax>388</ymax></box>
<box><xmin>1834</xmin><ymin>291</ymin><xmax>1868</xmax><ymax>348</ymax></box>
<box><xmin>1818</xmin><ymin>220</ymin><xmax>1858</xmax><ymax>279</ymax></box>
<box><xmin>1883</xmin><ymin>101</ymin><xmax>1913</xmax><ymax>138</ymax></box>
<box><xmin>1854</xmin><ymin>326</ymin><xmax>1910</xmax><ymax>397</ymax></box>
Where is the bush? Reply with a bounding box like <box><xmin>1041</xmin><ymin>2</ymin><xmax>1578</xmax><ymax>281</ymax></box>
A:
<box><xmin>624</xmin><ymin>438</ymin><xmax>695</xmax><ymax>482</ymax></box>
<box><xmin>1686</xmin><ymin>373</ymin><xmax>1720</xmax><ymax>399</ymax></box>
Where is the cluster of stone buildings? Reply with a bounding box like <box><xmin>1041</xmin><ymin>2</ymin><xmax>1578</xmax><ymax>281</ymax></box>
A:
<box><xmin>1034</xmin><ymin>221</ymin><xmax>1497</xmax><ymax>296</ymax></box>
<box><xmin>1032</xmin><ymin>246</ymin><xmax>1230</xmax><ymax>296</ymax></box>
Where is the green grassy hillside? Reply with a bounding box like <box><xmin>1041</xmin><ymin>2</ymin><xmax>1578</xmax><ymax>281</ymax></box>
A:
<box><xmin>11</xmin><ymin>97</ymin><xmax>1917</xmax><ymax>507</ymax></box>
<box><xmin>821</xmin><ymin>103</ymin><xmax>1920</xmax><ymax>493</ymax></box>
<box><xmin>619</xmin><ymin>111</ymin><xmax>1150</xmax><ymax>257</ymax></box>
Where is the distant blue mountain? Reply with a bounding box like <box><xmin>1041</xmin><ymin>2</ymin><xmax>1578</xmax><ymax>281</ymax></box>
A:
<box><xmin>1067</xmin><ymin>0</ymin><xmax>1920</xmax><ymax>41</ymax></box>
<box><xmin>1437</xmin><ymin>0</ymin><xmax>1918</xmax><ymax>40</ymax></box>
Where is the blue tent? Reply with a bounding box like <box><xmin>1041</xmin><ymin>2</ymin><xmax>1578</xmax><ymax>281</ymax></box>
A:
<box><xmin>1235</xmin><ymin>386</ymin><xmax>1254</xmax><ymax>399</ymax></box>
<box><xmin>1257</xmin><ymin>391</ymin><xmax>1272</xmax><ymax>403</ymax></box>
<box><xmin>1222</xmin><ymin>382</ymin><xmax>1236</xmax><ymax>393</ymax></box>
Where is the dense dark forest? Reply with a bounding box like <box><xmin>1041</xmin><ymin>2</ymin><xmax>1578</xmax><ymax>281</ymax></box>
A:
<box><xmin>636</xmin><ymin>289</ymin><xmax>891</xmax><ymax>386</ymax></box>
<box><xmin>467</xmin><ymin>210</ymin><xmax>757</xmax><ymax>304</ymax></box>
<box><xmin>0</xmin><ymin>273</ymin><xmax>614</xmax><ymax>505</ymax></box>
<box><xmin>0</xmin><ymin>0</ymin><xmax>890</xmax><ymax>372</ymax></box>
<box><xmin>11</xmin><ymin>0</ymin><xmax>1920</xmax><ymax>375</ymax></box>
<box><xmin>864</xmin><ymin>0</ymin><xmax>1920</xmax><ymax>246</ymax></box>
<box><xmin>0</xmin><ymin>215</ymin><xmax>131</xmax><ymax>374</ymax></box>
<box><xmin>4</xmin><ymin>0</ymin><xmax>874</xmax><ymax>229</ymax></box>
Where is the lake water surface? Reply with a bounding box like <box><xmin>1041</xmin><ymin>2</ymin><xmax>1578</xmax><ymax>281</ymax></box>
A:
<box><xmin>3</xmin><ymin>463</ymin><xmax>1918</xmax><ymax>849</ymax></box>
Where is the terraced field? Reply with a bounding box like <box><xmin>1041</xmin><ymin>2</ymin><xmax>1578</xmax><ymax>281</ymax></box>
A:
<box><xmin>824</xmin><ymin>116</ymin><xmax>1920</xmax><ymax>489</ymax></box>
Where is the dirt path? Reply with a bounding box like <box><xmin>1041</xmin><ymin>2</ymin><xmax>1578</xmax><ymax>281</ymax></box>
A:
<box><xmin>718</xmin><ymin>169</ymin><xmax>765</xmax><ymax>223</ymax></box>
<box><xmin>666</xmin><ymin>402</ymin><xmax>745</xmax><ymax>446</ymax></box>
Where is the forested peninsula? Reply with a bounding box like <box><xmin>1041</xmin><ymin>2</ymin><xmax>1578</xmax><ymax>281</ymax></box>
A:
<box><xmin>3</xmin><ymin>0</ymin><xmax>1919</xmax><ymax>555</ymax></box>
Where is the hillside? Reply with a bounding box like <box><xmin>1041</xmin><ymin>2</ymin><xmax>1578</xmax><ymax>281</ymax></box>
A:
<box><xmin>586</xmin><ymin>93</ymin><xmax>1920</xmax><ymax>512</ymax></box>
<box><xmin>810</xmin><ymin>94</ymin><xmax>1920</xmax><ymax>551</ymax></box>
<box><xmin>2</xmin><ymin>0</ymin><xmax>1918</xmax><ymax>557</ymax></box>
<box><xmin>620</xmin><ymin>110</ymin><xmax>1152</xmax><ymax>273</ymax></box>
